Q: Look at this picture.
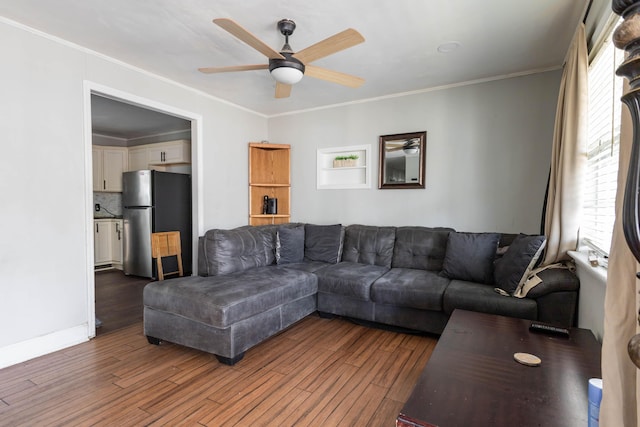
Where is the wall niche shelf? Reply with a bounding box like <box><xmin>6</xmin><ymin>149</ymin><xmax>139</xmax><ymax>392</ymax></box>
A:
<box><xmin>317</xmin><ymin>144</ymin><xmax>371</xmax><ymax>190</ymax></box>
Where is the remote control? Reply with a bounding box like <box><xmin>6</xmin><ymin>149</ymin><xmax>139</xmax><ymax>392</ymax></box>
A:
<box><xmin>529</xmin><ymin>322</ymin><xmax>570</xmax><ymax>338</ymax></box>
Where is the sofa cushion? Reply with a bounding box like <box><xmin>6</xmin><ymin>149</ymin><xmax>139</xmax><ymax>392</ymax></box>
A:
<box><xmin>201</xmin><ymin>227</ymin><xmax>274</xmax><ymax>276</ymax></box>
<box><xmin>143</xmin><ymin>266</ymin><xmax>318</xmax><ymax>329</ymax></box>
<box><xmin>342</xmin><ymin>225</ymin><xmax>396</xmax><ymax>268</ymax></box>
<box><xmin>280</xmin><ymin>260</ymin><xmax>331</xmax><ymax>273</ymax></box>
<box><xmin>304</xmin><ymin>224</ymin><xmax>344</xmax><ymax>264</ymax></box>
<box><xmin>443</xmin><ymin>279</ymin><xmax>537</xmax><ymax>320</ymax></box>
<box><xmin>315</xmin><ymin>261</ymin><xmax>389</xmax><ymax>301</ymax></box>
<box><xmin>441</xmin><ymin>232</ymin><xmax>500</xmax><ymax>284</ymax></box>
<box><xmin>392</xmin><ymin>226</ymin><xmax>453</xmax><ymax>270</ymax></box>
<box><xmin>276</xmin><ymin>225</ymin><xmax>305</xmax><ymax>265</ymax></box>
<box><xmin>494</xmin><ymin>234</ymin><xmax>546</xmax><ymax>295</ymax></box>
<box><xmin>371</xmin><ymin>268</ymin><xmax>450</xmax><ymax>311</ymax></box>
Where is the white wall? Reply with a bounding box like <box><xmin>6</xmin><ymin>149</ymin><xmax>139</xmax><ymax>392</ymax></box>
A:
<box><xmin>0</xmin><ymin>16</ymin><xmax>563</xmax><ymax>367</ymax></box>
<box><xmin>0</xmin><ymin>19</ymin><xmax>267</xmax><ymax>366</ymax></box>
<box><xmin>268</xmin><ymin>71</ymin><xmax>561</xmax><ymax>234</ymax></box>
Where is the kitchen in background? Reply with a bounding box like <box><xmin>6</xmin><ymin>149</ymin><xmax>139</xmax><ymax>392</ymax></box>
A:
<box><xmin>92</xmin><ymin>93</ymin><xmax>193</xmax><ymax>333</ymax></box>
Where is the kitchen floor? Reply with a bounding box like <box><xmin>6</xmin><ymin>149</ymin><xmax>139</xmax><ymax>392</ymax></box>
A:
<box><xmin>95</xmin><ymin>269</ymin><xmax>150</xmax><ymax>335</ymax></box>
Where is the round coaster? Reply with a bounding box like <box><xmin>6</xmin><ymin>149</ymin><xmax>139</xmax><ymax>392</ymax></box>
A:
<box><xmin>514</xmin><ymin>352</ymin><xmax>541</xmax><ymax>366</ymax></box>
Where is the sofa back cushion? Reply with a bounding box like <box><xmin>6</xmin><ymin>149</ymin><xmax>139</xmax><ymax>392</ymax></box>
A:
<box><xmin>342</xmin><ymin>225</ymin><xmax>396</xmax><ymax>268</ymax></box>
<box><xmin>304</xmin><ymin>224</ymin><xmax>344</xmax><ymax>264</ymax></box>
<box><xmin>200</xmin><ymin>227</ymin><xmax>274</xmax><ymax>276</ymax></box>
<box><xmin>276</xmin><ymin>224</ymin><xmax>305</xmax><ymax>264</ymax></box>
<box><xmin>392</xmin><ymin>226</ymin><xmax>454</xmax><ymax>270</ymax></box>
<box><xmin>441</xmin><ymin>231</ymin><xmax>500</xmax><ymax>284</ymax></box>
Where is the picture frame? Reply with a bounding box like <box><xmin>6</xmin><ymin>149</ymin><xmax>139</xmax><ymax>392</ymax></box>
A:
<box><xmin>378</xmin><ymin>131</ymin><xmax>426</xmax><ymax>189</ymax></box>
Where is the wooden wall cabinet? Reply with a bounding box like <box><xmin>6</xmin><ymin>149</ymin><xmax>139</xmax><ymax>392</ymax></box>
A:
<box><xmin>248</xmin><ymin>143</ymin><xmax>290</xmax><ymax>225</ymax></box>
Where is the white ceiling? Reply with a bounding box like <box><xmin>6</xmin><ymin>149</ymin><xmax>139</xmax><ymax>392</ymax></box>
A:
<box><xmin>0</xmin><ymin>0</ymin><xmax>589</xmax><ymax>118</ymax></box>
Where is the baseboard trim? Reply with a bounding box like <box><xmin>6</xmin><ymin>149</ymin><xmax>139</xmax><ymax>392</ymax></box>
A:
<box><xmin>0</xmin><ymin>325</ymin><xmax>89</xmax><ymax>369</ymax></box>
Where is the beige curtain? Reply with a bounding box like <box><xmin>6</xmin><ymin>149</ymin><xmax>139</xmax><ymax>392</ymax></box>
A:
<box><xmin>600</xmin><ymin>80</ymin><xmax>640</xmax><ymax>426</ymax></box>
<box><xmin>541</xmin><ymin>24</ymin><xmax>588</xmax><ymax>266</ymax></box>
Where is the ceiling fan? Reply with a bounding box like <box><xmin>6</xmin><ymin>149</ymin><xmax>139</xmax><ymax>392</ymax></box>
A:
<box><xmin>198</xmin><ymin>18</ymin><xmax>365</xmax><ymax>98</ymax></box>
<box><xmin>386</xmin><ymin>138</ymin><xmax>421</xmax><ymax>154</ymax></box>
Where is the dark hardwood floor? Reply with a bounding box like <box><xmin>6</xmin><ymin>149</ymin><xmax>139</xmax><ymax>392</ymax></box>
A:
<box><xmin>95</xmin><ymin>269</ymin><xmax>151</xmax><ymax>336</ymax></box>
<box><xmin>0</xmin><ymin>270</ymin><xmax>437</xmax><ymax>425</ymax></box>
<box><xmin>0</xmin><ymin>314</ymin><xmax>437</xmax><ymax>426</ymax></box>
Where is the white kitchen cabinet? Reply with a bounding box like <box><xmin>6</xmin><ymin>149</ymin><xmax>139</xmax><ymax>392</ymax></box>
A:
<box><xmin>94</xmin><ymin>220</ymin><xmax>113</xmax><ymax>266</ymax></box>
<box><xmin>127</xmin><ymin>140</ymin><xmax>191</xmax><ymax>171</ymax></box>
<box><xmin>93</xmin><ymin>146</ymin><xmax>128</xmax><ymax>192</ymax></box>
<box><xmin>111</xmin><ymin>219</ymin><xmax>123</xmax><ymax>267</ymax></box>
<box><xmin>148</xmin><ymin>140</ymin><xmax>191</xmax><ymax>165</ymax></box>
<box><xmin>128</xmin><ymin>146</ymin><xmax>149</xmax><ymax>171</ymax></box>
<box><xmin>92</xmin><ymin>148</ymin><xmax>103</xmax><ymax>192</ymax></box>
<box><xmin>94</xmin><ymin>219</ymin><xmax>123</xmax><ymax>269</ymax></box>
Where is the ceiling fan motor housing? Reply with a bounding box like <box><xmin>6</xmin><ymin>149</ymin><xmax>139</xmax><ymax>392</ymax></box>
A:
<box><xmin>269</xmin><ymin>19</ymin><xmax>305</xmax><ymax>84</ymax></box>
<box><xmin>269</xmin><ymin>53</ymin><xmax>305</xmax><ymax>84</ymax></box>
<box><xmin>269</xmin><ymin>53</ymin><xmax>305</xmax><ymax>74</ymax></box>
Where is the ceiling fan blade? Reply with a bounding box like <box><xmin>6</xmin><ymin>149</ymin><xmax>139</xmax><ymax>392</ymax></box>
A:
<box><xmin>275</xmin><ymin>82</ymin><xmax>292</xmax><ymax>98</ymax></box>
<box><xmin>213</xmin><ymin>18</ymin><xmax>285</xmax><ymax>60</ymax></box>
<box><xmin>304</xmin><ymin>65</ymin><xmax>364</xmax><ymax>88</ymax></box>
<box><xmin>198</xmin><ymin>64</ymin><xmax>268</xmax><ymax>74</ymax></box>
<box><xmin>386</xmin><ymin>146</ymin><xmax>404</xmax><ymax>152</ymax></box>
<box><xmin>293</xmin><ymin>29</ymin><xmax>365</xmax><ymax>64</ymax></box>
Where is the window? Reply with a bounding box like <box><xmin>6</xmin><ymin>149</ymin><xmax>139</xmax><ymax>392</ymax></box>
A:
<box><xmin>582</xmin><ymin>29</ymin><xmax>623</xmax><ymax>255</ymax></box>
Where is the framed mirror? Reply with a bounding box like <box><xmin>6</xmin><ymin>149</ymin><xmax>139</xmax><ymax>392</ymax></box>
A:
<box><xmin>378</xmin><ymin>131</ymin><xmax>426</xmax><ymax>189</ymax></box>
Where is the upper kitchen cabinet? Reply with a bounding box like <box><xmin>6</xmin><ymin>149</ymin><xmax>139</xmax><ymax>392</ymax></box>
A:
<box><xmin>128</xmin><ymin>140</ymin><xmax>191</xmax><ymax>171</ymax></box>
<box><xmin>128</xmin><ymin>146</ymin><xmax>149</xmax><ymax>171</ymax></box>
<box><xmin>93</xmin><ymin>146</ymin><xmax>128</xmax><ymax>192</ymax></box>
<box><xmin>148</xmin><ymin>140</ymin><xmax>190</xmax><ymax>164</ymax></box>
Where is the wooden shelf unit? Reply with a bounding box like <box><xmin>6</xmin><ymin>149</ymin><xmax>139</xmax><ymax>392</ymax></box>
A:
<box><xmin>249</xmin><ymin>143</ymin><xmax>291</xmax><ymax>225</ymax></box>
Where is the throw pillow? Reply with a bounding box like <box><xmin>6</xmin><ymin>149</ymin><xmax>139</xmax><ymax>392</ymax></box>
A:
<box><xmin>304</xmin><ymin>224</ymin><xmax>343</xmax><ymax>264</ymax></box>
<box><xmin>441</xmin><ymin>232</ymin><xmax>500</xmax><ymax>284</ymax></box>
<box><xmin>276</xmin><ymin>225</ymin><xmax>305</xmax><ymax>265</ymax></box>
<box><xmin>494</xmin><ymin>234</ymin><xmax>546</xmax><ymax>295</ymax></box>
<box><xmin>203</xmin><ymin>227</ymin><xmax>273</xmax><ymax>276</ymax></box>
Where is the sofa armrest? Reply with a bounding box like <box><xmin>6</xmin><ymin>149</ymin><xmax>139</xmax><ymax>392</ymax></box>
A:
<box><xmin>525</xmin><ymin>267</ymin><xmax>579</xmax><ymax>298</ymax></box>
<box><xmin>525</xmin><ymin>268</ymin><xmax>579</xmax><ymax>327</ymax></box>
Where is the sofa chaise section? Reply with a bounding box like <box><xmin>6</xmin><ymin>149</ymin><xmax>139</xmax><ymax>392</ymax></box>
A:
<box><xmin>144</xmin><ymin>226</ymin><xmax>317</xmax><ymax>364</ymax></box>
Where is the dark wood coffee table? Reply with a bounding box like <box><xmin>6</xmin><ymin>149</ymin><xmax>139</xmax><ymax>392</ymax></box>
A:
<box><xmin>397</xmin><ymin>310</ymin><xmax>601</xmax><ymax>427</ymax></box>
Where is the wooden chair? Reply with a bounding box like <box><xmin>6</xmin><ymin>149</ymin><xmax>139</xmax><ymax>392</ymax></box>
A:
<box><xmin>151</xmin><ymin>231</ymin><xmax>183</xmax><ymax>281</ymax></box>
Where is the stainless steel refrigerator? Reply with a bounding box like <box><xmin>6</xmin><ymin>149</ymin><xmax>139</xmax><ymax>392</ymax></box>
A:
<box><xmin>123</xmin><ymin>170</ymin><xmax>192</xmax><ymax>278</ymax></box>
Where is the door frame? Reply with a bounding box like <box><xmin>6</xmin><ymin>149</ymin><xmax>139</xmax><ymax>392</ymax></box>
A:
<box><xmin>83</xmin><ymin>81</ymin><xmax>204</xmax><ymax>338</ymax></box>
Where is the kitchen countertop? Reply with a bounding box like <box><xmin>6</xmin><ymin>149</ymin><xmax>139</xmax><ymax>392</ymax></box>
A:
<box><xmin>94</xmin><ymin>216</ymin><xmax>123</xmax><ymax>220</ymax></box>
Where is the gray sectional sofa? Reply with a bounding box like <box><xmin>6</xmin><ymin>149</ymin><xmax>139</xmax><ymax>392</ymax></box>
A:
<box><xmin>143</xmin><ymin>223</ymin><xmax>579</xmax><ymax>365</ymax></box>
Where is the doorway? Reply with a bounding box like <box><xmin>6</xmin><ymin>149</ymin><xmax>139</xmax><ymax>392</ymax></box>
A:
<box><xmin>84</xmin><ymin>82</ymin><xmax>203</xmax><ymax>337</ymax></box>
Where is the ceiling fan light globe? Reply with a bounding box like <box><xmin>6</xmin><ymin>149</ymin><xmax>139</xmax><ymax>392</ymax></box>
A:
<box><xmin>270</xmin><ymin>67</ymin><xmax>304</xmax><ymax>85</ymax></box>
<box><xmin>403</xmin><ymin>146</ymin><xmax>419</xmax><ymax>155</ymax></box>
